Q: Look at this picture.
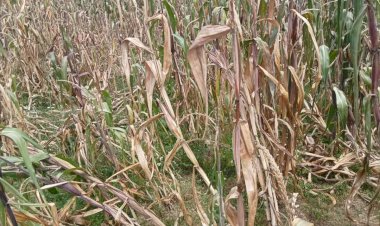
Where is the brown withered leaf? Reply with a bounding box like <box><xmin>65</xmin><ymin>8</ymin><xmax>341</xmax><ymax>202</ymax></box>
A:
<box><xmin>291</xmin><ymin>9</ymin><xmax>322</xmax><ymax>91</ymax></box>
<box><xmin>121</xmin><ymin>37</ymin><xmax>152</xmax><ymax>90</ymax></box>
<box><xmin>145</xmin><ymin>60</ymin><xmax>161</xmax><ymax>116</ymax></box>
<box><xmin>173</xmin><ymin>192</ymin><xmax>193</xmax><ymax>225</ymax></box>
<box><xmin>188</xmin><ymin>25</ymin><xmax>231</xmax><ymax>110</ymax></box>
<box><xmin>192</xmin><ymin>168</ymin><xmax>210</xmax><ymax>226</ymax></box>
<box><xmin>259</xmin><ymin>65</ymin><xmax>291</xmax><ymax>118</ymax></box>
<box><xmin>164</xmin><ymin>139</ymin><xmax>185</xmax><ymax>170</ymax></box>
<box><xmin>147</xmin><ymin>14</ymin><xmax>172</xmax><ymax>78</ymax></box>
<box><xmin>345</xmin><ymin>168</ymin><xmax>367</xmax><ymax>223</ymax></box>
<box><xmin>133</xmin><ymin>138</ymin><xmax>152</xmax><ymax>180</ymax></box>
<box><xmin>288</xmin><ymin>64</ymin><xmax>304</xmax><ymax>115</ymax></box>
<box><xmin>158</xmin><ymin>100</ymin><xmax>216</xmax><ymax>195</ymax></box>
<box><xmin>13</xmin><ymin>210</ymin><xmax>48</xmax><ymax>225</ymax></box>
<box><xmin>240</xmin><ymin>122</ymin><xmax>259</xmax><ymax>226</ymax></box>
<box><xmin>292</xmin><ymin>217</ymin><xmax>314</xmax><ymax>226</ymax></box>
<box><xmin>225</xmin><ymin>186</ymin><xmax>239</xmax><ymax>226</ymax></box>
<box><xmin>124</xmin><ymin>37</ymin><xmax>152</xmax><ymax>53</ymax></box>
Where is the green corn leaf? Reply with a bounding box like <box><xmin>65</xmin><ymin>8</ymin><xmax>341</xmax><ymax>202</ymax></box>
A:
<box><xmin>333</xmin><ymin>87</ymin><xmax>348</xmax><ymax>131</ymax></box>
<box><xmin>163</xmin><ymin>0</ymin><xmax>177</xmax><ymax>32</ymax></box>
<box><xmin>319</xmin><ymin>45</ymin><xmax>330</xmax><ymax>81</ymax></box>
<box><xmin>350</xmin><ymin>4</ymin><xmax>366</xmax><ymax>124</ymax></box>
<box><xmin>173</xmin><ymin>33</ymin><xmax>187</xmax><ymax>54</ymax></box>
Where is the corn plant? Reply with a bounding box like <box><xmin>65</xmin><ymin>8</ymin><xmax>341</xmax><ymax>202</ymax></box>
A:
<box><xmin>0</xmin><ymin>0</ymin><xmax>379</xmax><ymax>225</ymax></box>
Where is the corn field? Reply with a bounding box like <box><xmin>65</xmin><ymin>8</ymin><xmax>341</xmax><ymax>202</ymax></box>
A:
<box><xmin>0</xmin><ymin>0</ymin><xmax>380</xmax><ymax>225</ymax></box>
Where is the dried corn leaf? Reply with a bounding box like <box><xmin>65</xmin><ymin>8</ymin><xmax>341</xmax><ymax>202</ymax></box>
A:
<box><xmin>291</xmin><ymin>9</ymin><xmax>322</xmax><ymax>90</ymax></box>
<box><xmin>188</xmin><ymin>25</ymin><xmax>231</xmax><ymax>110</ymax></box>
<box><xmin>133</xmin><ymin>138</ymin><xmax>152</xmax><ymax>180</ymax></box>
<box><xmin>147</xmin><ymin>14</ymin><xmax>172</xmax><ymax>78</ymax></box>
<box><xmin>192</xmin><ymin>168</ymin><xmax>210</xmax><ymax>226</ymax></box>
<box><xmin>288</xmin><ymin>66</ymin><xmax>304</xmax><ymax>114</ymax></box>
<box><xmin>240</xmin><ymin>122</ymin><xmax>258</xmax><ymax>226</ymax></box>
<box><xmin>292</xmin><ymin>217</ymin><xmax>314</xmax><ymax>226</ymax></box>
<box><xmin>345</xmin><ymin>168</ymin><xmax>367</xmax><ymax>222</ymax></box>
<box><xmin>174</xmin><ymin>192</ymin><xmax>193</xmax><ymax>225</ymax></box>
<box><xmin>13</xmin><ymin>210</ymin><xmax>47</xmax><ymax>225</ymax></box>
<box><xmin>145</xmin><ymin>60</ymin><xmax>162</xmax><ymax>116</ymax></box>
<box><xmin>121</xmin><ymin>37</ymin><xmax>152</xmax><ymax>90</ymax></box>
<box><xmin>225</xmin><ymin>186</ymin><xmax>239</xmax><ymax>226</ymax></box>
<box><xmin>158</xmin><ymin>100</ymin><xmax>216</xmax><ymax>195</ymax></box>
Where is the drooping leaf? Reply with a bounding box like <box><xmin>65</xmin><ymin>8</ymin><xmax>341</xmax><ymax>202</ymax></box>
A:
<box><xmin>187</xmin><ymin>25</ymin><xmax>231</xmax><ymax>111</ymax></box>
<box><xmin>147</xmin><ymin>14</ymin><xmax>172</xmax><ymax>78</ymax></box>
<box><xmin>1</xmin><ymin>128</ymin><xmax>38</xmax><ymax>187</ymax></box>
<box><xmin>163</xmin><ymin>0</ymin><xmax>177</xmax><ymax>32</ymax></box>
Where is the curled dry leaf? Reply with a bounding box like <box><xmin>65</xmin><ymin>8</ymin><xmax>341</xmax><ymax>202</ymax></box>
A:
<box><xmin>13</xmin><ymin>210</ymin><xmax>48</xmax><ymax>225</ymax></box>
<box><xmin>370</xmin><ymin>160</ymin><xmax>380</xmax><ymax>174</ymax></box>
<box><xmin>173</xmin><ymin>192</ymin><xmax>193</xmax><ymax>226</ymax></box>
<box><xmin>208</xmin><ymin>48</ymin><xmax>235</xmax><ymax>87</ymax></box>
<box><xmin>158</xmin><ymin>100</ymin><xmax>216</xmax><ymax>195</ymax></box>
<box><xmin>164</xmin><ymin>139</ymin><xmax>185</xmax><ymax>170</ymax></box>
<box><xmin>240</xmin><ymin>121</ymin><xmax>259</xmax><ymax>226</ymax></box>
<box><xmin>244</xmin><ymin>55</ymin><xmax>254</xmax><ymax>93</ymax></box>
<box><xmin>288</xmin><ymin>66</ymin><xmax>304</xmax><ymax>114</ymax></box>
<box><xmin>192</xmin><ymin>168</ymin><xmax>210</xmax><ymax>226</ymax></box>
<box><xmin>147</xmin><ymin>14</ymin><xmax>172</xmax><ymax>78</ymax></box>
<box><xmin>291</xmin><ymin>9</ymin><xmax>322</xmax><ymax>91</ymax></box>
<box><xmin>224</xmin><ymin>186</ymin><xmax>239</xmax><ymax>226</ymax></box>
<box><xmin>259</xmin><ymin>65</ymin><xmax>291</xmax><ymax>118</ymax></box>
<box><xmin>187</xmin><ymin>25</ymin><xmax>231</xmax><ymax>111</ymax></box>
<box><xmin>124</xmin><ymin>37</ymin><xmax>152</xmax><ymax>53</ymax></box>
<box><xmin>133</xmin><ymin>138</ymin><xmax>152</xmax><ymax>180</ymax></box>
<box><xmin>145</xmin><ymin>60</ymin><xmax>162</xmax><ymax>116</ymax></box>
<box><xmin>345</xmin><ymin>168</ymin><xmax>367</xmax><ymax>223</ymax></box>
<box><xmin>121</xmin><ymin>37</ymin><xmax>152</xmax><ymax>90</ymax></box>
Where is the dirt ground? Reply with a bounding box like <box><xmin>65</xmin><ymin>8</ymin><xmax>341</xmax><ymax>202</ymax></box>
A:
<box><xmin>296</xmin><ymin>193</ymin><xmax>380</xmax><ymax>226</ymax></box>
<box><xmin>148</xmin><ymin>174</ymin><xmax>380</xmax><ymax>226</ymax></box>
